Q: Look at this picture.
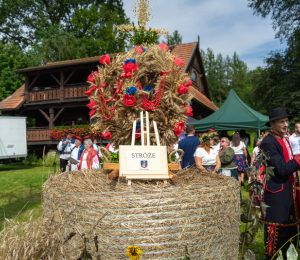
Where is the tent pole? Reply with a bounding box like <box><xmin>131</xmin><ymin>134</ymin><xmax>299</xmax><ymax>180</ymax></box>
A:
<box><xmin>258</xmin><ymin>129</ymin><xmax>261</xmax><ymax>138</ymax></box>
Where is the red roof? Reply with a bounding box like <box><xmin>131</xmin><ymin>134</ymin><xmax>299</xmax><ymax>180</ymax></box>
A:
<box><xmin>170</xmin><ymin>42</ymin><xmax>197</xmax><ymax>71</ymax></box>
<box><xmin>189</xmin><ymin>86</ymin><xmax>218</xmax><ymax>111</ymax></box>
<box><xmin>0</xmin><ymin>85</ymin><xmax>25</xmax><ymax>110</ymax></box>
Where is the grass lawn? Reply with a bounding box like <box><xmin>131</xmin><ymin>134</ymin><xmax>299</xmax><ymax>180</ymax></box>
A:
<box><xmin>0</xmin><ymin>163</ymin><xmax>269</xmax><ymax>259</ymax></box>
<box><xmin>0</xmin><ymin>164</ymin><xmax>54</xmax><ymax>229</ymax></box>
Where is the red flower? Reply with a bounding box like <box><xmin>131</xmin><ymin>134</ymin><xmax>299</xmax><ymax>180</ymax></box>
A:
<box><xmin>123</xmin><ymin>62</ymin><xmax>138</xmax><ymax>73</ymax></box>
<box><xmin>123</xmin><ymin>94</ymin><xmax>137</xmax><ymax>106</ymax></box>
<box><xmin>185</xmin><ymin>79</ymin><xmax>192</xmax><ymax>87</ymax></box>
<box><xmin>99</xmin><ymin>55</ymin><xmax>111</xmax><ymax>65</ymax></box>
<box><xmin>158</xmin><ymin>43</ymin><xmax>169</xmax><ymax>51</ymax></box>
<box><xmin>178</xmin><ymin>84</ymin><xmax>189</xmax><ymax>95</ymax></box>
<box><xmin>135</xmin><ymin>128</ymin><xmax>141</xmax><ymax>138</ymax></box>
<box><xmin>135</xmin><ymin>46</ymin><xmax>144</xmax><ymax>54</ymax></box>
<box><xmin>173</xmin><ymin>122</ymin><xmax>185</xmax><ymax>137</ymax></box>
<box><xmin>87</xmin><ymin>71</ymin><xmax>99</xmax><ymax>83</ymax></box>
<box><xmin>185</xmin><ymin>104</ymin><xmax>193</xmax><ymax>116</ymax></box>
<box><xmin>102</xmin><ymin>131</ymin><xmax>112</xmax><ymax>140</ymax></box>
<box><xmin>174</xmin><ymin>57</ymin><xmax>185</xmax><ymax>67</ymax></box>
<box><xmin>87</xmin><ymin>100</ymin><xmax>97</xmax><ymax>117</ymax></box>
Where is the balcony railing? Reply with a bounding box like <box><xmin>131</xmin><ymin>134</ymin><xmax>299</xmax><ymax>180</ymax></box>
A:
<box><xmin>27</xmin><ymin>127</ymin><xmax>49</xmax><ymax>141</ymax></box>
<box><xmin>28</xmin><ymin>85</ymin><xmax>89</xmax><ymax>102</ymax></box>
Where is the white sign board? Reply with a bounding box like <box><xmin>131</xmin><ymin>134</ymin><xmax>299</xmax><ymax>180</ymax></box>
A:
<box><xmin>119</xmin><ymin>145</ymin><xmax>169</xmax><ymax>179</ymax></box>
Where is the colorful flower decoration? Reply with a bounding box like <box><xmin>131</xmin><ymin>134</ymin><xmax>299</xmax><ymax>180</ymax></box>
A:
<box><xmin>126</xmin><ymin>87</ymin><xmax>137</xmax><ymax>95</ymax></box>
<box><xmin>126</xmin><ymin>245</ymin><xmax>143</xmax><ymax>260</ymax></box>
<box><xmin>124</xmin><ymin>59</ymin><xmax>136</xmax><ymax>64</ymax></box>
<box><xmin>174</xmin><ymin>57</ymin><xmax>185</xmax><ymax>67</ymax></box>
<box><xmin>123</xmin><ymin>94</ymin><xmax>137</xmax><ymax>106</ymax></box>
<box><xmin>86</xmin><ymin>100</ymin><xmax>97</xmax><ymax>117</ymax></box>
<box><xmin>135</xmin><ymin>46</ymin><xmax>146</xmax><ymax>54</ymax></box>
<box><xmin>185</xmin><ymin>79</ymin><xmax>192</xmax><ymax>87</ymax></box>
<box><xmin>143</xmin><ymin>86</ymin><xmax>155</xmax><ymax>93</ymax></box>
<box><xmin>87</xmin><ymin>71</ymin><xmax>99</xmax><ymax>83</ymax></box>
<box><xmin>173</xmin><ymin>122</ymin><xmax>185</xmax><ymax>137</ymax></box>
<box><xmin>185</xmin><ymin>103</ymin><xmax>193</xmax><ymax>116</ymax></box>
<box><xmin>99</xmin><ymin>55</ymin><xmax>111</xmax><ymax>65</ymax></box>
<box><xmin>158</xmin><ymin>43</ymin><xmax>169</xmax><ymax>51</ymax></box>
<box><xmin>102</xmin><ymin>131</ymin><xmax>112</xmax><ymax>140</ymax></box>
<box><xmin>123</xmin><ymin>61</ymin><xmax>138</xmax><ymax>73</ymax></box>
<box><xmin>178</xmin><ymin>84</ymin><xmax>189</xmax><ymax>95</ymax></box>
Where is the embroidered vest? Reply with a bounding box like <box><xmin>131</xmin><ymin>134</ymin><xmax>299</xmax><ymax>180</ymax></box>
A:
<box><xmin>71</xmin><ymin>145</ymin><xmax>85</xmax><ymax>160</ymax></box>
<box><xmin>61</xmin><ymin>138</ymin><xmax>75</xmax><ymax>154</ymax></box>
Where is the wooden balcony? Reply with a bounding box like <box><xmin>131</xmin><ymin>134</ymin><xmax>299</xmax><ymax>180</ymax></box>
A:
<box><xmin>27</xmin><ymin>127</ymin><xmax>50</xmax><ymax>141</ymax></box>
<box><xmin>27</xmin><ymin>84</ymin><xmax>89</xmax><ymax>103</ymax></box>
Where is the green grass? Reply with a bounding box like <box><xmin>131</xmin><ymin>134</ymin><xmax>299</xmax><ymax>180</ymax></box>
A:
<box><xmin>0</xmin><ymin>164</ymin><xmax>54</xmax><ymax>229</ymax></box>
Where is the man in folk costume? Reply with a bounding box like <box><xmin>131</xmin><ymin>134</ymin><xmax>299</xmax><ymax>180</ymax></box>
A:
<box><xmin>260</xmin><ymin>107</ymin><xmax>300</xmax><ymax>259</ymax></box>
<box><xmin>57</xmin><ymin>130</ymin><xmax>75</xmax><ymax>172</ymax></box>
<box><xmin>68</xmin><ymin>136</ymin><xmax>84</xmax><ymax>171</ymax></box>
<box><xmin>78</xmin><ymin>136</ymin><xmax>100</xmax><ymax>170</ymax></box>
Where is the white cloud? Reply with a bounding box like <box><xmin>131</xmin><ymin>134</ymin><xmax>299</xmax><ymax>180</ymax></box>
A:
<box><xmin>122</xmin><ymin>0</ymin><xmax>285</xmax><ymax>69</ymax></box>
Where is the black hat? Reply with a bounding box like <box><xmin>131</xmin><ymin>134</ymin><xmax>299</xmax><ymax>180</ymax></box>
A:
<box><xmin>265</xmin><ymin>107</ymin><xmax>293</xmax><ymax>126</ymax></box>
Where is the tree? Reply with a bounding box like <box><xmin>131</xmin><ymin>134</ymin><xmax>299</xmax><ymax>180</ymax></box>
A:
<box><xmin>248</xmin><ymin>0</ymin><xmax>300</xmax><ymax>40</ymax></box>
<box><xmin>250</xmin><ymin>29</ymin><xmax>300</xmax><ymax>125</ymax></box>
<box><xmin>163</xmin><ymin>30</ymin><xmax>182</xmax><ymax>45</ymax></box>
<box><xmin>0</xmin><ymin>43</ymin><xmax>30</xmax><ymax>101</ymax></box>
<box><xmin>201</xmin><ymin>48</ymin><xmax>251</xmax><ymax>107</ymax></box>
<box><xmin>0</xmin><ymin>0</ymin><xmax>129</xmax><ymax>63</ymax></box>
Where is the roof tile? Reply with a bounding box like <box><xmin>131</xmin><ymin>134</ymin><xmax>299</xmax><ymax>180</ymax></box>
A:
<box><xmin>189</xmin><ymin>86</ymin><xmax>218</xmax><ymax>111</ymax></box>
<box><xmin>0</xmin><ymin>85</ymin><xmax>25</xmax><ymax>110</ymax></box>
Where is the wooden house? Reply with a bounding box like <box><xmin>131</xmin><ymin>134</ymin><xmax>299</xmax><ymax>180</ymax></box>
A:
<box><xmin>0</xmin><ymin>41</ymin><xmax>218</xmax><ymax>152</ymax></box>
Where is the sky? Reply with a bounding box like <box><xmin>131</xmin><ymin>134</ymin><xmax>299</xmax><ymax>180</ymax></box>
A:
<box><xmin>122</xmin><ymin>0</ymin><xmax>287</xmax><ymax>70</ymax></box>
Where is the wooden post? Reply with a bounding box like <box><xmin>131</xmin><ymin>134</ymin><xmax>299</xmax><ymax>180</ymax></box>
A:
<box><xmin>43</xmin><ymin>146</ymin><xmax>45</xmax><ymax>172</ymax></box>
<box><xmin>25</xmin><ymin>75</ymin><xmax>29</xmax><ymax>103</ymax></box>
<box><xmin>131</xmin><ymin>120</ymin><xmax>136</xmax><ymax>146</ymax></box>
<box><xmin>60</xmin><ymin>71</ymin><xmax>64</xmax><ymax>101</ymax></box>
<box><xmin>49</xmin><ymin>108</ymin><xmax>54</xmax><ymax>140</ymax></box>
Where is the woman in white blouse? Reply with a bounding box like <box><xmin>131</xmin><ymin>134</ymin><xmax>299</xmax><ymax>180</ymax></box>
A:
<box><xmin>230</xmin><ymin>132</ymin><xmax>248</xmax><ymax>185</ymax></box>
<box><xmin>78</xmin><ymin>138</ymin><xmax>100</xmax><ymax>170</ymax></box>
<box><xmin>194</xmin><ymin>133</ymin><xmax>221</xmax><ymax>173</ymax></box>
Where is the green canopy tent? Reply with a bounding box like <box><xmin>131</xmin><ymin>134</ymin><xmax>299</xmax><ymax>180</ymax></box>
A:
<box><xmin>190</xmin><ymin>89</ymin><xmax>270</xmax><ymax>132</ymax></box>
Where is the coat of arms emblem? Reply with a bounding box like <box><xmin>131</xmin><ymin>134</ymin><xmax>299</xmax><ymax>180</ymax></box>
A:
<box><xmin>141</xmin><ymin>160</ymin><xmax>148</xmax><ymax>168</ymax></box>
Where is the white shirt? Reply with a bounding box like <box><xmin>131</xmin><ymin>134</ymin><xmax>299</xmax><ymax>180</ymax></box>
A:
<box><xmin>289</xmin><ymin>133</ymin><xmax>300</xmax><ymax>155</ymax></box>
<box><xmin>230</xmin><ymin>141</ymin><xmax>246</xmax><ymax>155</ymax></box>
<box><xmin>57</xmin><ymin>139</ymin><xmax>72</xmax><ymax>160</ymax></box>
<box><xmin>212</xmin><ymin>143</ymin><xmax>221</xmax><ymax>152</ymax></box>
<box><xmin>194</xmin><ymin>147</ymin><xmax>218</xmax><ymax>165</ymax></box>
<box><xmin>93</xmin><ymin>143</ymin><xmax>99</xmax><ymax>153</ymax></box>
<box><xmin>80</xmin><ymin>150</ymin><xmax>99</xmax><ymax>170</ymax></box>
<box><xmin>241</xmin><ymin>137</ymin><xmax>249</xmax><ymax>148</ymax></box>
<box><xmin>253</xmin><ymin>146</ymin><xmax>260</xmax><ymax>157</ymax></box>
<box><xmin>68</xmin><ymin>144</ymin><xmax>80</xmax><ymax>171</ymax></box>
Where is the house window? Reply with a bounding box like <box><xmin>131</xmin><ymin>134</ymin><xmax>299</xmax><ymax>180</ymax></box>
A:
<box><xmin>191</xmin><ymin>71</ymin><xmax>197</xmax><ymax>83</ymax></box>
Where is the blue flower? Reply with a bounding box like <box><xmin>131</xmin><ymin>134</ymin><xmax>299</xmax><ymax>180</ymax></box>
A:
<box><xmin>143</xmin><ymin>86</ymin><xmax>155</xmax><ymax>93</ymax></box>
<box><xmin>125</xmin><ymin>87</ymin><xmax>137</xmax><ymax>95</ymax></box>
<box><xmin>142</xmin><ymin>47</ymin><xmax>146</xmax><ymax>52</ymax></box>
<box><xmin>189</xmin><ymin>101</ymin><xmax>192</xmax><ymax>106</ymax></box>
<box><xmin>136</xmin><ymin>121</ymin><xmax>141</xmax><ymax>129</ymax></box>
<box><xmin>124</xmin><ymin>59</ymin><xmax>136</xmax><ymax>64</ymax></box>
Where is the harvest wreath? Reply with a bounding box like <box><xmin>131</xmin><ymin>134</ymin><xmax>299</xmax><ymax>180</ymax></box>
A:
<box><xmin>85</xmin><ymin>43</ymin><xmax>193</xmax><ymax>147</ymax></box>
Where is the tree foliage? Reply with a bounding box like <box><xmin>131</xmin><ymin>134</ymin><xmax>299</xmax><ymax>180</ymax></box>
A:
<box><xmin>248</xmin><ymin>0</ymin><xmax>300</xmax><ymax>40</ymax></box>
<box><xmin>0</xmin><ymin>0</ymin><xmax>129</xmax><ymax>64</ymax></box>
<box><xmin>0</xmin><ymin>43</ymin><xmax>30</xmax><ymax>101</ymax></box>
<box><xmin>201</xmin><ymin>48</ymin><xmax>251</xmax><ymax>107</ymax></box>
<box><xmin>163</xmin><ymin>30</ymin><xmax>182</xmax><ymax>45</ymax></box>
<box><xmin>250</xmin><ymin>29</ymin><xmax>300</xmax><ymax>126</ymax></box>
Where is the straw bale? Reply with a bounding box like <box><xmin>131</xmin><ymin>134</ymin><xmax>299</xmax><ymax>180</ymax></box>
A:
<box><xmin>43</xmin><ymin>168</ymin><xmax>240</xmax><ymax>259</ymax></box>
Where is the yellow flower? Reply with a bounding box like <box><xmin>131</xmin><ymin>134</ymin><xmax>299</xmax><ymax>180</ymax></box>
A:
<box><xmin>126</xmin><ymin>245</ymin><xmax>143</xmax><ymax>260</ymax></box>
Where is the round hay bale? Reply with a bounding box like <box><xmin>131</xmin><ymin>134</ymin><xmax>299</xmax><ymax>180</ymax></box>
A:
<box><xmin>43</xmin><ymin>169</ymin><xmax>240</xmax><ymax>259</ymax></box>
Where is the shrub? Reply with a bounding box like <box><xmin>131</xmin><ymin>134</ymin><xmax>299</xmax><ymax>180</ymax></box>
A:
<box><xmin>24</xmin><ymin>152</ymin><xmax>38</xmax><ymax>165</ymax></box>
